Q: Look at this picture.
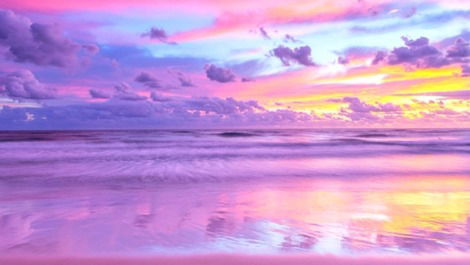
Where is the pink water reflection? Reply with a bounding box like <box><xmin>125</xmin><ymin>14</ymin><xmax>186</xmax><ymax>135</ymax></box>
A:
<box><xmin>1</xmin><ymin>174</ymin><xmax>470</xmax><ymax>256</ymax></box>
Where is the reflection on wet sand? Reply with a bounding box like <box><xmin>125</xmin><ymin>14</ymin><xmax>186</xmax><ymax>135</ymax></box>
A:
<box><xmin>1</xmin><ymin>175</ymin><xmax>470</xmax><ymax>256</ymax></box>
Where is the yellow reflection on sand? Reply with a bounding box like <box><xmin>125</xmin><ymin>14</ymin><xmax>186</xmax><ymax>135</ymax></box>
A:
<box><xmin>230</xmin><ymin>175</ymin><xmax>470</xmax><ymax>252</ymax></box>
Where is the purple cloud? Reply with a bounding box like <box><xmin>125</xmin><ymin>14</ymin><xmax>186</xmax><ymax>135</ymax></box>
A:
<box><xmin>150</xmin><ymin>92</ymin><xmax>172</xmax><ymax>102</ymax></box>
<box><xmin>114</xmin><ymin>83</ymin><xmax>147</xmax><ymax>101</ymax></box>
<box><xmin>141</xmin><ymin>27</ymin><xmax>176</xmax><ymax>45</ymax></box>
<box><xmin>271</xmin><ymin>45</ymin><xmax>315</xmax><ymax>66</ymax></box>
<box><xmin>462</xmin><ymin>64</ymin><xmax>470</xmax><ymax>77</ymax></box>
<box><xmin>82</xmin><ymin>44</ymin><xmax>100</xmax><ymax>54</ymax></box>
<box><xmin>447</xmin><ymin>38</ymin><xmax>470</xmax><ymax>58</ymax></box>
<box><xmin>205</xmin><ymin>64</ymin><xmax>236</xmax><ymax>83</ymax></box>
<box><xmin>183</xmin><ymin>97</ymin><xmax>264</xmax><ymax>115</ymax></box>
<box><xmin>284</xmin><ymin>34</ymin><xmax>299</xmax><ymax>43</ymax></box>
<box><xmin>338</xmin><ymin>56</ymin><xmax>349</xmax><ymax>65</ymax></box>
<box><xmin>241</xmin><ymin>77</ymin><xmax>254</xmax><ymax>82</ymax></box>
<box><xmin>135</xmin><ymin>72</ymin><xmax>161</xmax><ymax>89</ymax></box>
<box><xmin>387</xmin><ymin>37</ymin><xmax>446</xmax><ymax>67</ymax></box>
<box><xmin>402</xmin><ymin>36</ymin><xmax>429</xmax><ymax>47</ymax></box>
<box><xmin>375</xmin><ymin>36</ymin><xmax>470</xmax><ymax>71</ymax></box>
<box><xmin>372</xmin><ymin>51</ymin><xmax>387</xmax><ymax>65</ymax></box>
<box><xmin>0</xmin><ymin>9</ymin><xmax>94</xmax><ymax>68</ymax></box>
<box><xmin>0</xmin><ymin>70</ymin><xmax>56</xmax><ymax>99</ymax></box>
<box><xmin>0</xmin><ymin>96</ymin><xmax>313</xmax><ymax>130</ymax></box>
<box><xmin>338</xmin><ymin>97</ymin><xmax>402</xmax><ymax>122</ymax></box>
<box><xmin>342</xmin><ymin>97</ymin><xmax>401</xmax><ymax>113</ymax></box>
<box><xmin>259</xmin><ymin>27</ymin><xmax>271</xmax><ymax>40</ymax></box>
<box><xmin>177</xmin><ymin>72</ymin><xmax>194</xmax><ymax>87</ymax></box>
<box><xmin>89</xmin><ymin>89</ymin><xmax>111</xmax><ymax>99</ymax></box>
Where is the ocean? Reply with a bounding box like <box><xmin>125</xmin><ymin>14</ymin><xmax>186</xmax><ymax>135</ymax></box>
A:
<box><xmin>0</xmin><ymin>129</ymin><xmax>469</xmax><ymax>257</ymax></box>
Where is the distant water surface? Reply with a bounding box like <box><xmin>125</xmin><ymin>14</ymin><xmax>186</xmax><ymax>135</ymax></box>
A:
<box><xmin>0</xmin><ymin>129</ymin><xmax>469</xmax><ymax>256</ymax></box>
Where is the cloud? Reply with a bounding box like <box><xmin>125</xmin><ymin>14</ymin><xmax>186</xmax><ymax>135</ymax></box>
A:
<box><xmin>387</xmin><ymin>37</ymin><xmax>448</xmax><ymax>68</ymax></box>
<box><xmin>135</xmin><ymin>72</ymin><xmax>161</xmax><ymax>89</ymax></box>
<box><xmin>342</xmin><ymin>97</ymin><xmax>401</xmax><ymax>113</ymax></box>
<box><xmin>338</xmin><ymin>56</ymin><xmax>349</xmax><ymax>65</ymax></box>
<box><xmin>338</xmin><ymin>97</ymin><xmax>402</xmax><ymax>122</ymax></box>
<box><xmin>0</xmin><ymin>70</ymin><xmax>56</xmax><ymax>99</ymax></box>
<box><xmin>205</xmin><ymin>64</ymin><xmax>236</xmax><ymax>83</ymax></box>
<box><xmin>1</xmin><ymin>93</ymin><xmax>468</xmax><ymax>129</ymax></box>
<box><xmin>0</xmin><ymin>95</ymin><xmax>314</xmax><ymax>129</ymax></box>
<box><xmin>284</xmin><ymin>34</ymin><xmax>299</xmax><ymax>43</ymax></box>
<box><xmin>82</xmin><ymin>44</ymin><xmax>100</xmax><ymax>54</ymax></box>
<box><xmin>114</xmin><ymin>83</ymin><xmax>147</xmax><ymax>101</ymax></box>
<box><xmin>401</xmin><ymin>90</ymin><xmax>470</xmax><ymax>99</ymax></box>
<box><xmin>141</xmin><ymin>27</ymin><xmax>176</xmax><ymax>45</ymax></box>
<box><xmin>462</xmin><ymin>64</ymin><xmax>470</xmax><ymax>77</ymax></box>
<box><xmin>372</xmin><ymin>51</ymin><xmax>387</xmax><ymax>65</ymax></box>
<box><xmin>271</xmin><ymin>45</ymin><xmax>315</xmax><ymax>66</ymax></box>
<box><xmin>375</xmin><ymin>36</ymin><xmax>470</xmax><ymax>72</ymax></box>
<box><xmin>89</xmin><ymin>89</ymin><xmax>111</xmax><ymax>99</ymax></box>
<box><xmin>183</xmin><ymin>97</ymin><xmax>264</xmax><ymax>115</ymax></box>
<box><xmin>447</xmin><ymin>38</ymin><xmax>470</xmax><ymax>59</ymax></box>
<box><xmin>150</xmin><ymin>92</ymin><xmax>172</xmax><ymax>102</ymax></box>
<box><xmin>259</xmin><ymin>27</ymin><xmax>271</xmax><ymax>40</ymax></box>
<box><xmin>0</xmin><ymin>9</ymin><xmax>94</xmax><ymax>68</ymax></box>
<box><xmin>177</xmin><ymin>72</ymin><xmax>194</xmax><ymax>87</ymax></box>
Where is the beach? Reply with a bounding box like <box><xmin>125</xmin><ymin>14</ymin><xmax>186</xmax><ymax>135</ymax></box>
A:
<box><xmin>1</xmin><ymin>129</ymin><xmax>469</xmax><ymax>262</ymax></box>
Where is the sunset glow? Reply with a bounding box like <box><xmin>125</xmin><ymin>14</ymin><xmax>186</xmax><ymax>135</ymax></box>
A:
<box><xmin>0</xmin><ymin>1</ymin><xmax>469</xmax><ymax>265</ymax></box>
<box><xmin>0</xmin><ymin>0</ymin><xmax>468</xmax><ymax>129</ymax></box>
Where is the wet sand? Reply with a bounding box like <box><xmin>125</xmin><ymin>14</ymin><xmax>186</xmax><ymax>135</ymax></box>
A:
<box><xmin>3</xmin><ymin>254</ymin><xmax>470</xmax><ymax>265</ymax></box>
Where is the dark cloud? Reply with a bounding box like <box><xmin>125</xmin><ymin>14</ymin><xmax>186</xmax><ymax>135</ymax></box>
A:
<box><xmin>375</xmin><ymin>36</ymin><xmax>470</xmax><ymax>71</ymax></box>
<box><xmin>114</xmin><ymin>83</ymin><xmax>147</xmax><ymax>101</ymax></box>
<box><xmin>259</xmin><ymin>27</ymin><xmax>271</xmax><ymax>40</ymax></box>
<box><xmin>402</xmin><ymin>36</ymin><xmax>429</xmax><ymax>48</ymax></box>
<box><xmin>135</xmin><ymin>72</ymin><xmax>161</xmax><ymax>89</ymax></box>
<box><xmin>387</xmin><ymin>37</ymin><xmax>446</xmax><ymax>67</ymax></box>
<box><xmin>150</xmin><ymin>92</ymin><xmax>172</xmax><ymax>102</ymax></box>
<box><xmin>205</xmin><ymin>64</ymin><xmax>236</xmax><ymax>83</ymax></box>
<box><xmin>241</xmin><ymin>77</ymin><xmax>254</xmax><ymax>82</ymax></box>
<box><xmin>271</xmin><ymin>45</ymin><xmax>315</xmax><ymax>66</ymax></box>
<box><xmin>0</xmin><ymin>70</ymin><xmax>56</xmax><ymax>99</ymax></box>
<box><xmin>372</xmin><ymin>51</ymin><xmax>387</xmax><ymax>65</ymax></box>
<box><xmin>439</xmin><ymin>30</ymin><xmax>470</xmax><ymax>47</ymax></box>
<box><xmin>89</xmin><ymin>89</ymin><xmax>111</xmax><ymax>99</ymax></box>
<box><xmin>0</xmin><ymin>9</ymin><xmax>94</xmax><ymax>68</ymax></box>
<box><xmin>447</xmin><ymin>38</ymin><xmax>470</xmax><ymax>59</ymax></box>
<box><xmin>462</xmin><ymin>64</ymin><xmax>470</xmax><ymax>77</ymax></box>
<box><xmin>337</xmin><ymin>97</ymin><xmax>402</xmax><ymax>122</ymax></box>
<box><xmin>177</xmin><ymin>72</ymin><xmax>194</xmax><ymax>87</ymax></box>
<box><xmin>0</xmin><ymin>96</ymin><xmax>313</xmax><ymax>130</ymax></box>
<box><xmin>402</xmin><ymin>7</ymin><xmax>417</xmax><ymax>18</ymax></box>
<box><xmin>183</xmin><ymin>97</ymin><xmax>264</xmax><ymax>115</ymax></box>
<box><xmin>82</xmin><ymin>44</ymin><xmax>100</xmax><ymax>54</ymax></box>
<box><xmin>141</xmin><ymin>27</ymin><xmax>176</xmax><ymax>45</ymax></box>
<box><xmin>338</xmin><ymin>56</ymin><xmax>349</xmax><ymax>65</ymax></box>
<box><xmin>342</xmin><ymin>97</ymin><xmax>401</xmax><ymax>113</ymax></box>
<box><xmin>284</xmin><ymin>34</ymin><xmax>299</xmax><ymax>43</ymax></box>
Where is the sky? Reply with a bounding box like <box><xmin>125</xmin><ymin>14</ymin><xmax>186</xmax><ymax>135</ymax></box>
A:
<box><xmin>0</xmin><ymin>0</ymin><xmax>469</xmax><ymax>129</ymax></box>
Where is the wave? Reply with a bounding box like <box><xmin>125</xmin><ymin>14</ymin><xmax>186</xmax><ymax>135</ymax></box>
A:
<box><xmin>217</xmin><ymin>132</ymin><xmax>259</xmax><ymax>137</ymax></box>
<box><xmin>0</xmin><ymin>129</ymin><xmax>469</xmax><ymax>186</ymax></box>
